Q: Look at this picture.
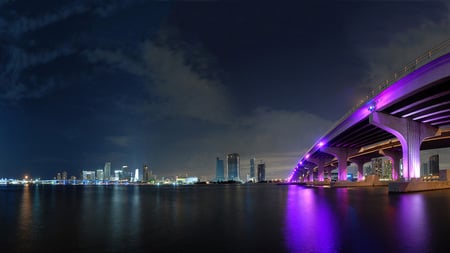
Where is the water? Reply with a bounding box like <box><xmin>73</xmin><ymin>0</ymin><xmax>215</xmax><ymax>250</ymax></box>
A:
<box><xmin>1</xmin><ymin>184</ymin><xmax>450</xmax><ymax>253</ymax></box>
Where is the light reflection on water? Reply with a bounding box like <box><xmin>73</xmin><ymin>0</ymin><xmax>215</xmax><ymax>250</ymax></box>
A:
<box><xmin>18</xmin><ymin>185</ymin><xmax>32</xmax><ymax>251</ymax></box>
<box><xmin>284</xmin><ymin>186</ymin><xmax>338</xmax><ymax>253</ymax></box>
<box><xmin>284</xmin><ymin>185</ymin><xmax>444</xmax><ymax>253</ymax></box>
<box><xmin>1</xmin><ymin>184</ymin><xmax>450</xmax><ymax>252</ymax></box>
<box><xmin>397</xmin><ymin>194</ymin><xmax>429</xmax><ymax>252</ymax></box>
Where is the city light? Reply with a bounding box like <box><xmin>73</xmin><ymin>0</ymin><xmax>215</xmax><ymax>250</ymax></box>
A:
<box><xmin>368</xmin><ymin>102</ymin><xmax>376</xmax><ymax>112</ymax></box>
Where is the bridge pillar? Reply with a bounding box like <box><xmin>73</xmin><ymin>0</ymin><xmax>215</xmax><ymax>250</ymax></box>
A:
<box><xmin>321</xmin><ymin>147</ymin><xmax>358</xmax><ymax>181</ymax></box>
<box><xmin>308</xmin><ymin>158</ymin><xmax>330</xmax><ymax>181</ymax></box>
<box><xmin>299</xmin><ymin>168</ymin><xmax>307</xmax><ymax>182</ymax></box>
<box><xmin>349</xmin><ymin>158</ymin><xmax>370</xmax><ymax>181</ymax></box>
<box><xmin>370</xmin><ymin>112</ymin><xmax>438</xmax><ymax>180</ymax></box>
<box><xmin>304</xmin><ymin>166</ymin><xmax>314</xmax><ymax>182</ymax></box>
<box><xmin>324</xmin><ymin>166</ymin><xmax>334</xmax><ymax>180</ymax></box>
<box><xmin>379</xmin><ymin>149</ymin><xmax>402</xmax><ymax>181</ymax></box>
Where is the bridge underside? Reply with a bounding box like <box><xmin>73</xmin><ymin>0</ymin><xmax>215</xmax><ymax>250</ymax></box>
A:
<box><xmin>291</xmin><ymin>53</ymin><xmax>450</xmax><ymax>182</ymax></box>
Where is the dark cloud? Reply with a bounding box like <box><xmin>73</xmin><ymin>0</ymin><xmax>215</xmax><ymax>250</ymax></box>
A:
<box><xmin>87</xmin><ymin>35</ymin><xmax>233</xmax><ymax>124</ymax></box>
<box><xmin>0</xmin><ymin>1</ymin><xmax>144</xmax><ymax>103</ymax></box>
<box><xmin>0</xmin><ymin>1</ymin><xmax>448</xmax><ymax>180</ymax></box>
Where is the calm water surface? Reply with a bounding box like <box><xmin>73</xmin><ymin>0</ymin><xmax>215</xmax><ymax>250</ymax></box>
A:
<box><xmin>1</xmin><ymin>184</ymin><xmax>450</xmax><ymax>252</ymax></box>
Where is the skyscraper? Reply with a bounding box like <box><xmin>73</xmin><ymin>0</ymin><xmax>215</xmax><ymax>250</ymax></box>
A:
<box><xmin>227</xmin><ymin>153</ymin><xmax>240</xmax><ymax>181</ymax></box>
<box><xmin>134</xmin><ymin>168</ymin><xmax>139</xmax><ymax>182</ymax></box>
<box><xmin>96</xmin><ymin>169</ymin><xmax>104</xmax><ymax>180</ymax></box>
<box><xmin>250</xmin><ymin>158</ymin><xmax>255</xmax><ymax>179</ymax></box>
<box><xmin>216</xmin><ymin>157</ymin><xmax>225</xmax><ymax>182</ymax></box>
<box><xmin>429</xmin><ymin>154</ymin><xmax>439</xmax><ymax>176</ymax></box>
<box><xmin>104</xmin><ymin>162</ymin><xmax>111</xmax><ymax>180</ymax></box>
<box><xmin>82</xmin><ymin>171</ymin><xmax>96</xmax><ymax>181</ymax></box>
<box><xmin>122</xmin><ymin>165</ymin><xmax>131</xmax><ymax>181</ymax></box>
<box><xmin>257</xmin><ymin>162</ymin><xmax>266</xmax><ymax>182</ymax></box>
<box><xmin>143</xmin><ymin>164</ymin><xmax>150</xmax><ymax>182</ymax></box>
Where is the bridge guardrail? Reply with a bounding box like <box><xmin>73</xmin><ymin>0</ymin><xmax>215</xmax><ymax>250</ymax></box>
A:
<box><xmin>300</xmin><ymin>39</ymin><xmax>450</xmax><ymax>161</ymax></box>
<box><xmin>329</xmin><ymin>39</ymin><xmax>450</xmax><ymax>137</ymax></box>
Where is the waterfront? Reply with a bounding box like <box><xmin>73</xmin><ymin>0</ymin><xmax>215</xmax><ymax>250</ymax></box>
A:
<box><xmin>1</xmin><ymin>184</ymin><xmax>450</xmax><ymax>252</ymax></box>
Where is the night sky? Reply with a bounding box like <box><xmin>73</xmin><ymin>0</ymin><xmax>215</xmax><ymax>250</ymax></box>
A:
<box><xmin>0</xmin><ymin>0</ymin><xmax>449</xmax><ymax>180</ymax></box>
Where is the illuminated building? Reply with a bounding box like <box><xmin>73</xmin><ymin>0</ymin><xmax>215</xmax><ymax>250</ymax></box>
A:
<box><xmin>122</xmin><ymin>165</ymin><xmax>131</xmax><ymax>180</ymax></box>
<box><xmin>82</xmin><ymin>171</ymin><xmax>96</xmax><ymax>181</ymax></box>
<box><xmin>114</xmin><ymin>170</ymin><xmax>123</xmax><ymax>181</ymax></box>
<box><xmin>143</xmin><ymin>164</ymin><xmax>151</xmax><ymax>182</ymax></box>
<box><xmin>216</xmin><ymin>157</ymin><xmax>225</xmax><ymax>182</ymax></box>
<box><xmin>429</xmin><ymin>154</ymin><xmax>439</xmax><ymax>176</ymax></box>
<box><xmin>422</xmin><ymin>162</ymin><xmax>429</xmax><ymax>176</ymax></box>
<box><xmin>134</xmin><ymin>168</ymin><xmax>139</xmax><ymax>182</ymax></box>
<box><xmin>257</xmin><ymin>162</ymin><xmax>266</xmax><ymax>182</ymax></box>
<box><xmin>250</xmin><ymin>158</ymin><xmax>255</xmax><ymax>179</ymax></box>
<box><xmin>96</xmin><ymin>170</ymin><xmax>104</xmax><ymax>180</ymax></box>
<box><xmin>227</xmin><ymin>153</ymin><xmax>240</xmax><ymax>181</ymax></box>
<box><xmin>104</xmin><ymin>162</ymin><xmax>111</xmax><ymax>180</ymax></box>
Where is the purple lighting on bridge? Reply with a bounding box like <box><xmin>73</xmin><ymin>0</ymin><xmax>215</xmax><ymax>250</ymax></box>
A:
<box><xmin>305</xmin><ymin>154</ymin><xmax>310</xmax><ymax>159</ymax></box>
<box><xmin>318</xmin><ymin>141</ymin><xmax>325</xmax><ymax>147</ymax></box>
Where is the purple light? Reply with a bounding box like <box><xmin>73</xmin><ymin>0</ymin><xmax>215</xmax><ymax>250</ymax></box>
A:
<box><xmin>305</xmin><ymin>154</ymin><xmax>310</xmax><ymax>159</ymax></box>
<box><xmin>318</xmin><ymin>141</ymin><xmax>324</xmax><ymax>147</ymax></box>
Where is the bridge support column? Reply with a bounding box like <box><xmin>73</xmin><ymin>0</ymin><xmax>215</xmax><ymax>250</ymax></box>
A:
<box><xmin>304</xmin><ymin>166</ymin><xmax>314</xmax><ymax>182</ymax></box>
<box><xmin>309</xmin><ymin>158</ymin><xmax>329</xmax><ymax>182</ymax></box>
<box><xmin>325</xmin><ymin>166</ymin><xmax>334</xmax><ymax>180</ymax></box>
<box><xmin>370</xmin><ymin>112</ymin><xmax>438</xmax><ymax>180</ymax></box>
<box><xmin>298</xmin><ymin>168</ymin><xmax>305</xmax><ymax>182</ymax></box>
<box><xmin>322</xmin><ymin>147</ymin><xmax>358</xmax><ymax>181</ymax></box>
<box><xmin>349</xmin><ymin>158</ymin><xmax>370</xmax><ymax>181</ymax></box>
<box><xmin>379</xmin><ymin>149</ymin><xmax>402</xmax><ymax>181</ymax></box>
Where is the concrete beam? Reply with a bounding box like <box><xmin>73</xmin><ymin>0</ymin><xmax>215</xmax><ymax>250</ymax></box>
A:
<box><xmin>370</xmin><ymin>112</ymin><xmax>438</xmax><ymax>179</ymax></box>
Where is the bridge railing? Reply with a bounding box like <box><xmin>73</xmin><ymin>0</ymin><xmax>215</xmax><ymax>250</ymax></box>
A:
<box><xmin>333</xmin><ymin>39</ymin><xmax>450</xmax><ymax>132</ymax></box>
<box><xmin>301</xmin><ymin>39</ymin><xmax>450</xmax><ymax>159</ymax></box>
<box><xmin>362</xmin><ymin>39</ymin><xmax>450</xmax><ymax>107</ymax></box>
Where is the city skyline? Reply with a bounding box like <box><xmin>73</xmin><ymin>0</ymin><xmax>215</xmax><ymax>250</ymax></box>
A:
<box><xmin>0</xmin><ymin>1</ymin><xmax>449</xmax><ymax>179</ymax></box>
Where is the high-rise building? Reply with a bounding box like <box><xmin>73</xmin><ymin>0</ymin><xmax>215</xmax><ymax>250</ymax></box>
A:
<box><xmin>122</xmin><ymin>165</ymin><xmax>131</xmax><ymax>181</ymax></box>
<box><xmin>257</xmin><ymin>162</ymin><xmax>266</xmax><ymax>182</ymax></box>
<box><xmin>143</xmin><ymin>164</ymin><xmax>150</xmax><ymax>182</ymax></box>
<box><xmin>250</xmin><ymin>158</ymin><xmax>255</xmax><ymax>179</ymax></box>
<box><xmin>227</xmin><ymin>153</ymin><xmax>240</xmax><ymax>181</ymax></box>
<box><xmin>429</xmin><ymin>154</ymin><xmax>439</xmax><ymax>176</ymax></box>
<box><xmin>134</xmin><ymin>168</ymin><xmax>139</xmax><ymax>182</ymax></box>
<box><xmin>96</xmin><ymin>169</ymin><xmax>104</xmax><ymax>180</ymax></box>
<box><xmin>104</xmin><ymin>162</ymin><xmax>111</xmax><ymax>180</ymax></box>
<box><xmin>82</xmin><ymin>171</ymin><xmax>96</xmax><ymax>181</ymax></box>
<box><xmin>114</xmin><ymin>170</ymin><xmax>123</xmax><ymax>181</ymax></box>
<box><xmin>422</xmin><ymin>162</ymin><xmax>429</xmax><ymax>176</ymax></box>
<box><xmin>62</xmin><ymin>171</ymin><xmax>68</xmax><ymax>180</ymax></box>
<box><xmin>216</xmin><ymin>157</ymin><xmax>225</xmax><ymax>182</ymax></box>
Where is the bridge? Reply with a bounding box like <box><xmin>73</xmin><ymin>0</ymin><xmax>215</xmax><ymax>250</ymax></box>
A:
<box><xmin>288</xmin><ymin>39</ymin><xmax>450</xmax><ymax>188</ymax></box>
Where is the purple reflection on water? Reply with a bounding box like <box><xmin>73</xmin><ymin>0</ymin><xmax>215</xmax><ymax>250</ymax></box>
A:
<box><xmin>284</xmin><ymin>186</ymin><xmax>337</xmax><ymax>252</ymax></box>
<box><xmin>395</xmin><ymin>193</ymin><xmax>429</xmax><ymax>252</ymax></box>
